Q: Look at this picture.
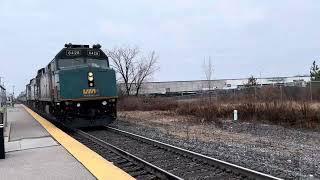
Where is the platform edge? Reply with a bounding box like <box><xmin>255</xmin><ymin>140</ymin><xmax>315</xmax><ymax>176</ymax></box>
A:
<box><xmin>22</xmin><ymin>105</ymin><xmax>134</xmax><ymax>180</ymax></box>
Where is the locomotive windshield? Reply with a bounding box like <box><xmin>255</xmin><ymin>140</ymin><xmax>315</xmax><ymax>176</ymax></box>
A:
<box><xmin>58</xmin><ymin>58</ymin><xmax>109</xmax><ymax>69</ymax></box>
<box><xmin>59</xmin><ymin>58</ymin><xmax>84</xmax><ymax>69</ymax></box>
<box><xmin>87</xmin><ymin>58</ymin><xmax>109</xmax><ymax>69</ymax></box>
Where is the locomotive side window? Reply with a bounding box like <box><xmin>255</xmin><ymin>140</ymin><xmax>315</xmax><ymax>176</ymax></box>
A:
<box><xmin>50</xmin><ymin>61</ymin><xmax>56</xmax><ymax>71</ymax></box>
<box><xmin>47</xmin><ymin>64</ymin><xmax>51</xmax><ymax>72</ymax></box>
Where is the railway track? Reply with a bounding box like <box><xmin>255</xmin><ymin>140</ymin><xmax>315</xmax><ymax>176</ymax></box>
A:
<box><xmin>32</xmin><ymin>109</ymin><xmax>176</xmax><ymax>179</ymax></box>
<box><xmin>80</xmin><ymin>126</ymin><xmax>282</xmax><ymax>180</ymax></box>
<box><xmin>27</xmin><ymin>105</ymin><xmax>282</xmax><ymax>179</ymax></box>
<box><xmin>72</xmin><ymin>130</ymin><xmax>180</xmax><ymax>180</ymax></box>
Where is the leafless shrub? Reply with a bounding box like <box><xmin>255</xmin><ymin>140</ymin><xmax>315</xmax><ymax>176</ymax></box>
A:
<box><xmin>118</xmin><ymin>96</ymin><xmax>320</xmax><ymax>130</ymax></box>
<box><xmin>118</xmin><ymin>96</ymin><xmax>178</xmax><ymax>111</ymax></box>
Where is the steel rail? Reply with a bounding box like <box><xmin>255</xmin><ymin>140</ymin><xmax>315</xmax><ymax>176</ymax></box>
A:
<box><xmin>105</xmin><ymin>126</ymin><xmax>283</xmax><ymax>180</ymax></box>
<box><xmin>76</xmin><ymin>129</ymin><xmax>183</xmax><ymax>180</ymax></box>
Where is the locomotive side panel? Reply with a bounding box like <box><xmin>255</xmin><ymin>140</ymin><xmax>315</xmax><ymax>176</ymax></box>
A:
<box><xmin>52</xmin><ymin>72</ymin><xmax>60</xmax><ymax>102</ymax></box>
<box><xmin>26</xmin><ymin>84</ymin><xmax>31</xmax><ymax>101</ymax></box>
<box><xmin>39</xmin><ymin>71</ymin><xmax>51</xmax><ymax>101</ymax></box>
<box><xmin>29</xmin><ymin>79</ymin><xmax>37</xmax><ymax>101</ymax></box>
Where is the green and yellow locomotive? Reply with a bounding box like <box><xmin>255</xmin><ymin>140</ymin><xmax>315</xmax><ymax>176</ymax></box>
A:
<box><xmin>26</xmin><ymin>43</ymin><xmax>117</xmax><ymax>128</ymax></box>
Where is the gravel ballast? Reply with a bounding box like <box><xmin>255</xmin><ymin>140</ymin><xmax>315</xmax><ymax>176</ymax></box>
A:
<box><xmin>109</xmin><ymin>111</ymin><xmax>320</xmax><ymax>180</ymax></box>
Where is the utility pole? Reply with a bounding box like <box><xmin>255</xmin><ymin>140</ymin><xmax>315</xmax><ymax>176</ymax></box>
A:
<box><xmin>258</xmin><ymin>66</ymin><xmax>263</xmax><ymax>87</ymax></box>
<box><xmin>11</xmin><ymin>86</ymin><xmax>15</xmax><ymax>107</ymax></box>
<box><xmin>280</xmin><ymin>85</ymin><xmax>283</xmax><ymax>102</ymax></box>
<box><xmin>310</xmin><ymin>81</ymin><xmax>313</xmax><ymax>102</ymax></box>
<box><xmin>259</xmin><ymin>72</ymin><xmax>262</xmax><ymax>86</ymax></box>
<box><xmin>254</xmin><ymin>85</ymin><xmax>257</xmax><ymax>101</ymax></box>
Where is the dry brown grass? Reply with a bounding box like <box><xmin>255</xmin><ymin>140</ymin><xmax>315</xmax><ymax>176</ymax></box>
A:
<box><xmin>118</xmin><ymin>96</ymin><xmax>320</xmax><ymax>129</ymax></box>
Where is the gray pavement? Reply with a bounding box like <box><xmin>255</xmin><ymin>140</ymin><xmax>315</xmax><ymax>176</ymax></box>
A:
<box><xmin>0</xmin><ymin>146</ymin><xmax>95</xmax><ymax>180</ymax></box>
<box><xmin>5</xmin><ymin>136</ymin><xmax>58</xmax><ymax>152</ymax></box>
<box><xmin>7</xmin><ymin>106</ymin><xmax>49</xmax><ymax>141</ymax></box>
<box><xmin>1</xmin><ymin>105</ymin><xmax>96</xmax><ymax>180</ymax></box>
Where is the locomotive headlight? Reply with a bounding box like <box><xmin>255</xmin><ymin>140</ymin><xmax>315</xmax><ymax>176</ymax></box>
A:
<box><xmin>76</xmin><ymin>103</ymin><xmax>81</xmax><ymax>107</ymax></box>
<box><xmin>88</xmin><ymin>72</ymin><xmax>95</xmax><ymax>87</ymax></box>
<box><xmin>102</xmin><ymin>101</ymin><xmax>107</xmax><ymax>105</ymax></box>
<box><xmin>88</xmin><ymin>76</ymin><xmax>94</xmax><ymax>81</ymax></box>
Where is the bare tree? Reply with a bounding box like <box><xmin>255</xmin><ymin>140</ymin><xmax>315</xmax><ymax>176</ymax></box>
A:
<box><xmin>134</xmin><ymin>51</ymin><xmax>159</xmax><ymax>95</ymax></box>
<box><xmin>203</xmin><ymin>56</ymin><xmax>214</xmax><ymax>91</ymax></box>
<box><xmin>107</xmin><ymin>46</ymin><xmax>139</xmax><ymax>95</ymax></box>
<box><xmin>107</xmin><ymin>46</ymin><xmax>159</xmax><ymax>96</ymax></box>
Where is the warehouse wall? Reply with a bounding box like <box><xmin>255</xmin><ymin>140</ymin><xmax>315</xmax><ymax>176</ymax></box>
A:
<box><xmin>118</xmin><ymin>76</ymin><xmax>310</xmax><ymax>95</ymax></box>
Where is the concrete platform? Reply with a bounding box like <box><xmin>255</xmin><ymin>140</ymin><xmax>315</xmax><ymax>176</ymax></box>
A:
<box><xmin>7</xmin><ymin>106</ymin><xmax>49</xmax><ymax>141</ymax></box>
<box><xmin>1</xmin><ymin>105</ymin><xmax>95</xmax><ymax>180</ymax></box>
<box><xmin>0</xmin><ymin>146</ymin><xmax>95</xmax><ymax>180</ymax></box>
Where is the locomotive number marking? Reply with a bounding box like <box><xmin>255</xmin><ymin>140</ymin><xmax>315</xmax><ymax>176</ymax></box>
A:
<box><xmin>83</xmin><ymin>88</ymin><xmax>98</xmax><ymax>95</ymax></box>
<box><xmin>66</xmin><ymin>50</ymin><xmax>81</xmax><ymax>56</ymax></box>
<box><xmin>87</xmin><ymin>50</ymin><xmax>100</xmax><ymax>56</ymax></box>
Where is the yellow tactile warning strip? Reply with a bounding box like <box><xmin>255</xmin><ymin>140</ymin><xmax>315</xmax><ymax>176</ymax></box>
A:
<box><xmin>22</xmin><ymin>105</ymin><xmax>134</xmax><ymax>180</ymax></box>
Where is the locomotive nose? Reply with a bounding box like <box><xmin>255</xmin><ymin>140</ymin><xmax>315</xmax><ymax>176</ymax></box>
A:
<box><xmin>59</xmin><ymin>67</ymin><xmax>117</xmax><ymax>100</ymax></box>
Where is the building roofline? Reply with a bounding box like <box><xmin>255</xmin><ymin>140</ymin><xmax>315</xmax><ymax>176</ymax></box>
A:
<box><xmin>139</xmin><ymin>75</ymin><xmax>310</xmax><ymax>84</ymax></box>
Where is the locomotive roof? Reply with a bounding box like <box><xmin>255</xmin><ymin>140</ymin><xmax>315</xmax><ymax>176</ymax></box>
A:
<box><xmin>55</xmin><ymin>44</ymin><xmax>107</xmax><ymax>59</ymax></box>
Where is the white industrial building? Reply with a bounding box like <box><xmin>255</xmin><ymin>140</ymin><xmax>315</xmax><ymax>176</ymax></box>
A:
<box><xmin>123</xmin><ymin>75</ymin><xmax>310</xmax><ymax>95</ymax></box>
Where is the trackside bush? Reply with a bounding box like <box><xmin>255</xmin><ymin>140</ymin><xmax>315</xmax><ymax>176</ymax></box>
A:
<box><xmin>118</xmin><ymin>96</ymin><xmax>320</xmax><ymax>129</ymax></box>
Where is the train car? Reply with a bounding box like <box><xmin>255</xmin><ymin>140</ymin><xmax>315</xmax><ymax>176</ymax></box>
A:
<box><xmin>26</xmin><ymin>43</ymin><xmax>117</xmax><ymax>128</ymax></box>
<box><xmin>17</xmin><ymin>91</ymin><xmax>27</xmax><ymax>103</ymax></box>
<box><xmin>26</xmin><ymin>78</ymin><xmax>37</xmax><ymax>108</ymax></box>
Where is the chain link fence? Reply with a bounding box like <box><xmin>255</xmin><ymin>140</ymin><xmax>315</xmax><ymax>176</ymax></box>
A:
<box><xmin>119</xmin><ymin>81</ymin><xmax>320</xmax><ymax>129</ymax></box>
<box><xmin>171</xmin><ymin>81</ymin><xmax>319</xmax><ymax>103</ymax></box>
<box><xmin>225</xmin><ymin>82</ymin><xmax>318</xmax><ymax>102</ymax></box>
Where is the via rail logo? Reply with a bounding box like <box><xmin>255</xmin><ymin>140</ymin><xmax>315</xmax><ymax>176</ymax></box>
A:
<box><xmin>82</xmin><ymin>88</ymin><xmax>99</xmax><ymax>96</ymax></box>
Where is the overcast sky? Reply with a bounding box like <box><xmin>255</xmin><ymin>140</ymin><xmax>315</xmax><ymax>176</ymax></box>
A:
<box><xmin>0</xmin><ymin>0</ymin><xmax>319</xmax><ymax>94</ymax></box>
